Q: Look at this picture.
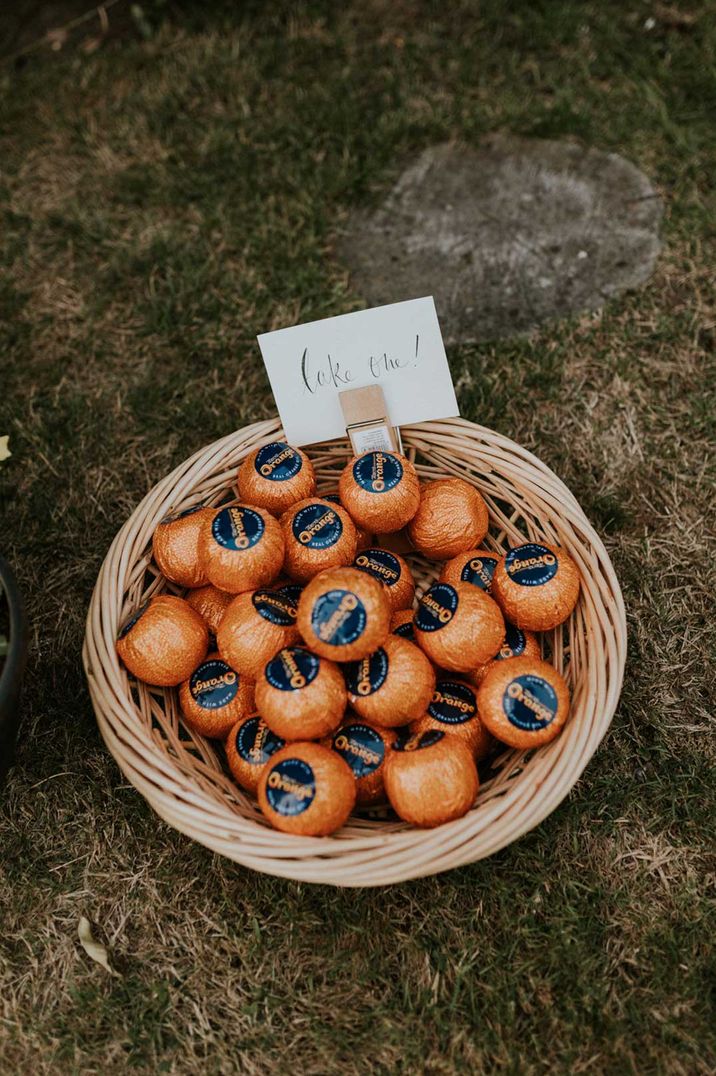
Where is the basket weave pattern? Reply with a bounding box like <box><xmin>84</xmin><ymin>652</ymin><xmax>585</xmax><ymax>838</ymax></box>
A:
<box><xmin>83</xmin><ymin>417</ymin><xmax>626</xmax><ymax>886</ymax></box>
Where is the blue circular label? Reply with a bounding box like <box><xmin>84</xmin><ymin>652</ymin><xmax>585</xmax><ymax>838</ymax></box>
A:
<box><xmin>236</xmin><ymin>716</ymin><xmax>284</xmax><ymax>766</ymax></box>
<box><xmin>332</xmin><ymin>724</ymin><xmax>385</xmax><ymax>779</ymax></box>
<box><xmin>393</xmin><ymin>729</ymin><xmax>445</xmax><ymax>752</ymax></box>
<box><xmin>189</xmin><ymin>658</ymin><xmax>239</xmax><ymax>710</ymax></box>
<box><xmin>292</xmin><ymin>502</ymin><xmax>343</xmax><ymax>549</ymax></box>
<box><xmin>428</xmin><ymin>680</ymin><xmax>478</xmax><ymax>725</ymax></box>
<box><xmin>322</xmin><ymin>492</ymin><xmax>341</xmax><ymax>505</ymax></box>
<box><xmin>254</xmin><ymin>442</ymin><xmax>303</xmax><ymax>482</ymax></box>
<box><xmin>161</xmin><ymin>503</ymin><xmax>204</xmax><ymax>525</ymax></box>
<box><xmin>502</xmin><ymin>674</ymin><xmax>558</xmax><ymax>731</ymax></box>
<box><xmin>352</xmin><ymin>452</ymin><xmax>403</xmax><ymax>493</ymax></box>
<box><xmin>252</xmin><ymin>587</ymin><xmax>298</xmax><ymax>626</ymax></box>
<box><xmin>354</xmin><ymin>549</ymin><xmax>402</xmax><ymax>589</ymax></box>
<box><xmin>118</xmin><ymin>602</ymin><xmax>148</xmax><ymax>639</ymax></box>
<box><xmin>265</xmin><ymin>758</ymin><xmax>315</xmax><ymax>816</ymax></box>
<box><xmin>504</xmin><ymin>543</ymin><xmax>558</xmax><ymax>587</ymax></box>
<box><xmin>460</xmin><ymin>553</ymin><xmax>499</xmax><ymax>591</ymax></box>
<box><xmin>415</xmin><ymin>583</ymin><xmax>458</xmax><ymax>633</ymax></box>
<box><xmin>265</xmin><ymin>647</ymin><xmax>320</xmax><ymax>691</ymax></box>
<box><xmin>497</xmin><ymin>623</ymin><xmax>528</xmax><ymax>661</ymax></box>
<box><xmin>392</xmin><ymin>617</ymin><xmax>415</xmax><ymax>641</ymax></box>
<box><xmin>344</xmin><ymin>648</ymin><xmax>389</xmax><ymax>697</ymax></box>
<box><xmin>310</xmin><ymin>589</ymin><xmax>367</xmax><ymax>647</ymax></box>
<box><xmin>212</xmin><ymin>506</ymin><xmax>265</xmax><ymax>551</ymax></box>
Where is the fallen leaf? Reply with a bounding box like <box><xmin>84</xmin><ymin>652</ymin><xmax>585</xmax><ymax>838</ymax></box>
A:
<box><xmin>78</xmin><ymin>916</ymin><xmax>120</xmax><ymax>977</ymax></box>
<box><xmin>0</xmin><ymin>436</ymin><xmax>9</xmax><ymax>463</ymax></box>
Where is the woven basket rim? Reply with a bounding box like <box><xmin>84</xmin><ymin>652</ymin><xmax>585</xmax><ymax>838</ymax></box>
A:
<box><xmin>83</xmin><ymin>416</ymin><xmax>626</xmax><ymax>886</ymax></box>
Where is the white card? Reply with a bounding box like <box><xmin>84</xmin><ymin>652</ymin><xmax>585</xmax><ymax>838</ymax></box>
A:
<box><xmin>257</xmin><ymin>297</ymin><xmax>459</xmax><ymax>446</ymax></box>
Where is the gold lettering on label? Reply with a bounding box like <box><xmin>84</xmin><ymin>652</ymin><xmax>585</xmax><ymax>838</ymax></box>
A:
<box><xmin>371</xmin><ymin>452</ymin><xmax>386</xmax><ymax>492</ymax></box>
<box><xmin>507</xmin><ymin>553</ymin><xmax>556</xmax><ymax>577</ymax></box>
<box><xmin>299</xmin><ymin>509</ymin><xmax>337</xmax><ymax>545</ymax></box>
<box><xmin>248</xmin><ymin>722</ymin><xmax>269</xmax><ymax>762</ymax></box>
<box><xmin>355</xmin><ymin>553</ymin><xmax>398</xmax><ymax>582</ymax></box>
<box><xmin>260</xmin><ymin>447</ymin><xmax>294</xmax><ymax>477</ymax></box>
<box><xmin>506</xmin><ymin>680</ymin><xmax>554</xmax><ymax>724</ymax></box>
<box><xmin>256</xmin><ymin>592</ymin><xmax>296</xmax><ymax>619</ymax></box>
<box><xmin>267</xmin><ymin>770</ymin><xmax>312</xmax><ymax>799</ymax></box>
<box><xmin>402</xmin><ymin>735</ymin><xmax>422</xmax><ymax>752</ymax></box>
<box><xmin>355</xmin><ymin>657</ymin><xmax>372</xmax><ymax>696</ymax></box>
<box><xmin>193</xmin><ymin>669</ymin><xmax>237</xmax><ymax>695</ymax></box>
<box><xmin>228</xmin><ymin>507</ymin><xmax>251</xmax><ymax>550</ymax></box>
<box><xmin>420</xmin><ymin>593</ymin><xmax>453</xmax><ymax>624</ymax></box>
<box><xmin>280</xmin><ymin>650</ymin><xmax>307</xmax><ymax>690</ymax></box>
<box><xmin>317</xmin><ymin>593</ymin><xmax>360</xmax><ymax>642</ymax></box>
<box><xmin>335</xmin><ymin>732</ymin><xmax>381</xmax><ymax>768</ymax></box>
<box><xmin>468</xmin><ymin>557</ymin><xmax>494</xmax><ymax>585</ymax></box>
<box><xmin>432</xmin><ymin>688</ymin><xmax>474</xmax><ymax>715</ymax></box>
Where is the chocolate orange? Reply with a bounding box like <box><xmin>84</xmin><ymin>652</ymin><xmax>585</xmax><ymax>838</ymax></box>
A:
<box><xmin>440</xmin><ymin>548</ymin><xmax>501</xmax><ymax>594</ymax></box>
<box><xmin>414</xmin><ymin>581</ymin><xmax>504</xmax><ymax>673</ymax></box>
<box><xmin>353</xmin><ymin>547</ymin><xmax>415</xmax><ymax>613</ymax></box>
<box><xmin>338</xmin><ymin>450</ymin><xmax>420</xmax><ymax>534</ymax></box>
<box><xmin>281</xmin><ymin>497</ymin><xmax>357</xmax><ymax>583</ymax></box>
<box><xmin>410</xmin><ymin>677</ymin><xmax>492</xmax><ymax>759</ymax></box>
<box><xmin>343</xmin><ymin>634</ymin><xmax>435</xmax><ymax>728</ymax></box>
<box><xmin>328</xmin><ymin>720</ymin><xmax>396</xmax><ymax>806</ymax></box>
<box><xmin>225</xmin><ymin>714</ymin><xmax>285</xmax><ymax>795</ymax></box>
<box><xmin>258</xmin><ymin>742</ymin><xmax>356</xmax><ymax>836</ymax></box>
<box><xmin>255</xmin><ymin>645</ymin><xmax>346</xmax><ymax>740</ymax></box>
<box><xmin>199</xmin><ymin>504</ymin><xmax>284</xmax><ymax>594</ymax></box>
<box><xmin>408</xmin><ymin>479</ymin><xmax>489</xmax><ymax>560</ymax></box>
<box><xmin>297</xmin><ymin>566</ymin><xmax>390</xmax><ymax>662</ymax></box>
<box><xmin>217</xmin><ymin>583</ymin><xmax>302</xmax><ymax>679</ymax></box>
<box><xmin>116</xmin><ymin>594</ymin><xmax>208</xmax><ymax>687</ymax></box>
<box><xmin>178</xmin><ymin>651</ymin><xmax>255</xmax><ymax>739</ymax></box>
<box><xmin>238</xmin><ymin>441</ymin><xmax>315</xmax><ymax>516</ymax></box>
<box><xmin>491</xmin><ymin>541</ymin><xmax>580</xmax><ymax>631</ymax></box>
<box><xmin>152</xmin><ymin>505</ymin><xmax>213</xmax><ymax>588</ymax></box>
<box><xmin>477</xmin><ymin>655</ymin><xmax>570</xmax><ymax>749</ymax></box>
<box><xmin>384</xmin><ymin>730</ymin><xmax>478</xmax><ymax>828</ymax></box>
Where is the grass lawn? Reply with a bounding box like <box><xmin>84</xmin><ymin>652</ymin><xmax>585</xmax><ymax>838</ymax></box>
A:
<box><xmin>1</xmin><ymin>1</ymin><xmax>715</xmax><ymax>1072</ymax></box>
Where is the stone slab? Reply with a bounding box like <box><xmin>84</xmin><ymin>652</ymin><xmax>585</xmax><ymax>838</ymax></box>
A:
<box><xmin>336</xmin><ymin>137</ymin><xmax>662</xmax><ymax>343</ymax></box>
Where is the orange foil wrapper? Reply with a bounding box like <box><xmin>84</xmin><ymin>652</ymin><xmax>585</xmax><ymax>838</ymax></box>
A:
<box><xmin>178</xmin><ymin>651</ymin><xmax>255</xmax><ymax>739</ymax></box>
<box><xmin>491</xmin><ymin>541</ymin><xmax>580</xmax><ymax>631</ymax></box>
<box><xmin>414</xmin><ymin>581</ymin><xmax>505</xmax><ymax>673</ymax></box>
<box><xmin>408</xmin><ymin>479</ymin><xmax>489</xmax><ymax>560</ymax></box>
<box><xmin>343</xmin><ymin>634</ymin><xmax>435</xmax><ymax>728</ymax></box>
<box><xmin>116</xmin><ymin>594</ymin><xmax>208</xmax><ymax>687</ymax></box>
<box><xmin>384</xmin><ymin>730</ymin><xmax>478</xmax><ymax>828</ymax></box>
<box><xmin>339</xmin><ymin>450</ymin><xmax>420</xmax><ymax>534</ymax></box>
<box><xmin>217</xmin><ymin>584</ymin><xmax>302</xmax><ymax>679</ymax></box>
<box><xmin>297</xmin><ymin>566</ymin><xmax>390</xmax><ymax>662</ymax></box>
<box><xmin>255</xmin><ymin>645</ymin><xmax>346</xmax><ymax>741</ymax></box>
<box><xmin>258</xmin><ymin>742</ymin><xmax>356</xmax><ymax>836</ymax></box>
<box><xmin>477</xmin><ymin>655</ymin><xmax>570</xmax><ymax>749</ymax></box>
<box><xmin>238</xmin><ymin>441</ymin><xmax>316</xmax><ymax>516</ymax></box>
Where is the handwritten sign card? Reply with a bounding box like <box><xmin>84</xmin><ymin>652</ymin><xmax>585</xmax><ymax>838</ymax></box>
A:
<box><xmin>257</xmin><ymin>297</ymin><xmax>459</xmax><ymax>446</ymax></box>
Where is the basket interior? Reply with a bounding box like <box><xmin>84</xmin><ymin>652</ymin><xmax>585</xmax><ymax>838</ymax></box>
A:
<box><xmin>115</xmin><ymin>426</ymin><xmax>591</xmax><ymax>836</ymax></box>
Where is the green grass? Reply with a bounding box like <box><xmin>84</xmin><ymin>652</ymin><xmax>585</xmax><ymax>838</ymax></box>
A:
<box><xmin>1</xmin><ymin>1</ymin><xmax>715</xmax><ymax>1072</ymax></box>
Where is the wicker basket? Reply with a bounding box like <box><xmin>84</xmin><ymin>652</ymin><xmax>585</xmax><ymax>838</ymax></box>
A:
<box><xmin>83</xmin><ymin>416</ymin><xmax>626</xmax><ymax>886</ymax></box>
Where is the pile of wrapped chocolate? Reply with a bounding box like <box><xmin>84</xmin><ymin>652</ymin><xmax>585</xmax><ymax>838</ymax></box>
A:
<box><xmin>117</xmin><ymin>443</ymin><xmax>580</xmax><ymax>834</ymax></box>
